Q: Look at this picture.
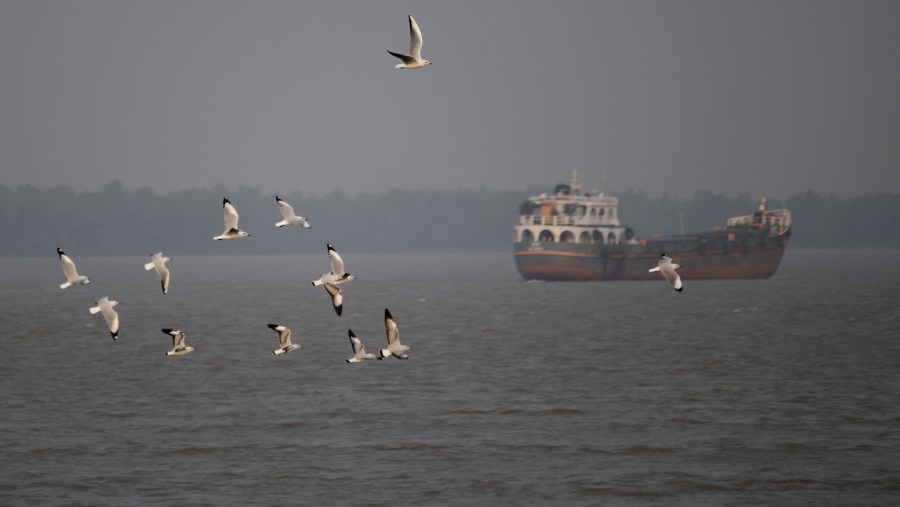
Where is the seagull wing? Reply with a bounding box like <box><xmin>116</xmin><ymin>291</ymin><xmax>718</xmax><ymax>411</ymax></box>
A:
<box><xmin>387</xmin><ymin>50</ymin><xmax>416</xmax><ymax>64</ymax></box>
<box><xmin>276</xmin><ymin>198</ymin><xmax>296</xmax><ymax>220</ymax></box>
<box><xmin>324</xmin><ymin>283</ymin><xmax>343</xmax><ymax>316</ymax></box>
<box><xmin>172</xmin><ymin>330</ymin><xmax>185</xmax><ymax>349</ymax></box>
<box><xmin>102</xmin><ymin>305</ymin><xmax>119</xmax><ymax>337</ymax></box>
<box><xmin>59</xmin><ymin>252</ymin><xmax>79</xmax><ymax>282</ymax></box>
<box><xmin>223</xmin><ymin>200</ymin><xmax>240</xmax><ymax>231</ymax></box>
<box><xmin>279</xmin><ymin>327</ymin><xmax>293</xmax><ymax>347</ymax></box>
<box><xmin>348</xmin><ymin>330</ymin><xmax>363</xmax><ymax>354</ymax></box>
<box><xmin>408</xmin><ymin>15</ymin><xmax>423</xmax><ymax>60</ymax></box>
<box><xmin>327</xmin><ymin>244</ymin><xmax>346</xmax><ymax>276</ymax></box>
<box><xmin>384</xmin><ymin>309</ymin><xmax>399</xmax><ymax>345</ymax></box>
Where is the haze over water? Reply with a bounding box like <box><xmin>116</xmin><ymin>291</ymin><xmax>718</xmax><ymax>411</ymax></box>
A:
<box><xmin>2</xmin><ymin>250</ymin><xmax>898</xmax><ymax>505</ymax></box>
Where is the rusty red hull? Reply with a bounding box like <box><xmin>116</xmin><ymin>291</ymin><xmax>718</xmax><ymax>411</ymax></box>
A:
<box><xmin>514</xmin><ymin>228</ymin><xmax>790</xmax><ymax>281</ymax></box>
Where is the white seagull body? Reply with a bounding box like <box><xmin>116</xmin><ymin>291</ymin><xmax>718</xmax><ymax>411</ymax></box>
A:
<box><xmin>274</xmin><ymin>196</ymin><xmax>310</xmax><ymax>229</ymax></box>
<box><xmin>57</xmin><ymin>248</ymin><xmax>90</xmax><ymax>289</ymax></box>
<box><xmin>388</xmin><ymin>15</ymin><xmax>431</xmax><ymax>69</ymax></box>
<box><xmin>162</xmin><ymin>328</ymin><xmax>194</xmax><ymax>356</ymax></box>
<box><xmin>346</xmin><ymin>329</ymin><xmax>375</xmax><ymax>363</ymax></box>
<box><xmin>213</xmin><ymin>198</ymin><xmax>251</xmax><ymax>240</ymax></box>
<box><xmin>379</xmin><ymin>308</ymin><xmax>409</xmax><ymax>359</ymax></box>
<box><xmin>144</xmin><ymin>252</ymin><xmax>171</xmax><ymax>294</ymax></box>
<box><xmin>268</xmin><ymin>323</ymin><xmax>301</xmax><ymax>356</ymax></box>
<box><xmin>89</xmin><ymin>297</ymin><xmax>120</xmax><ymax>340</ymax></box>
<box><xmin>649</xmin><ymin>253</ymin><xmax>684</xmax><ymax>292</ymax></box>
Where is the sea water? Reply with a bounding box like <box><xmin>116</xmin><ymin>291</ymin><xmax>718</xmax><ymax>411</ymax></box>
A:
<box><xmin>1</xmin><ymin>250</ymin><xmax>898</xmax><ymax>505</ymax></box>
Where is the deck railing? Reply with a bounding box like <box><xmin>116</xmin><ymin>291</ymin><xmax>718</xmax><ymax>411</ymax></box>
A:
<box><xmin>518</xmin><ymin>215</ymin><xmax>618</xmax><ymax>227</ymax></box>
<box><xmin>726</xmin><ymin>209</ymin><xmax>792</xmax><ymax>229</ymax></box>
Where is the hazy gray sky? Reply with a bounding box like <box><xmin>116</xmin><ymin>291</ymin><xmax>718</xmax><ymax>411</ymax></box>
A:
<box><xmin>1</xmin><ymin>0</ymin><xmax>898</xmax><ymax>197</ymax></box>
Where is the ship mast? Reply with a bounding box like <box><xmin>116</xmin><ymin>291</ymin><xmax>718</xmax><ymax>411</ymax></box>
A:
<box><xmin>569</xmin><ymin>169</ymin><xmax>581</xmax><ymax>196</ymax></box>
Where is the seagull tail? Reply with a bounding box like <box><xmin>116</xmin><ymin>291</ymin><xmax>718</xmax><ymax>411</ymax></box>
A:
<box><xmin>275</xmin><ymin>220</ymin><xmax>289</xmax><ymax>228</ymax></box>
<box><xmin>60</xmin><ymin>282</ymin><xmax>73</xmax><ymax>289</ymax></box>
<box><xmin>89</xmin><ymin>306</ymin><xmax>101</xmax><ymax>314</ymax></box>
<box><xmin>648</xmin><ymin>266</ymin><xmax>661</xmax><ymax>273</ymax></box>
<box><xmin>144</xmin><ymin>262</ymin><xmax>155</xmax><ymax>270</ymax></box>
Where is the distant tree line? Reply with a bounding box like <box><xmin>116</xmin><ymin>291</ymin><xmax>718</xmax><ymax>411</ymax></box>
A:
<box><xmin>0</xmin><ymin>181</ymin><xmax>897</xmax><ymax>257</ymax></box>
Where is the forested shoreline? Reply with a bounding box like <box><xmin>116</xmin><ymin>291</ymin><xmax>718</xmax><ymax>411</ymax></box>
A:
<box><xmin>1</xmin><ymin>181</ymin><xmax>898</xmax><ymax>257</ymax></box>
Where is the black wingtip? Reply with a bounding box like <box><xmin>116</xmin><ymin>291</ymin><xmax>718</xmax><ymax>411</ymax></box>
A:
<box><xmin>348</xmin><ymin>329</ymin><xmax>356</xmax><ymax>338</ymax></box>
<box><xmin>111</xmin><ymin>332</ymin><xmax>118</xmax><ymax>341</ymax></box>
<box><xmin>675</xmin><ymin>287</ymin><xmax>683</xmax><ymax>292</ymax></box>
<box><xmin>223</xmin><ymin>197</ymin><xmax>231</xmax><ymax>206</ymax></box>
<box><xmin>384</xmin><ymin>308</ymin><xmax>393</xmax><ymax>319</ymax></box>
<box><xmin>267</xmin><ymin>323</ymin><xmax>279</xmax><ymax>331</ymax></box>
<box><xmin>275</xmin><ymin>195</ymin><xmax>282</xmax><ymax>202</ymax></box>
<box><xmin>327</xmin><ymin>243</ymin><xmax>334</xmax><ymax>251</ymax></box>
<box><xmin>335</xmin><ymin>305</ymin><xmax>343</xmax><ymax>317</ymax></box>
<box><xmin>161</xmin><ymin>328</ymin><xmax>173</xmax><ymax>334</ymax></box>
<box><xmin>57</xmin><ymin>248</ymin><xmax>64</xmax><ymax>257</ymax></box>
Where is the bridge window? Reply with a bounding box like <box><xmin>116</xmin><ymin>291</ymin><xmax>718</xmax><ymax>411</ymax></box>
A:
<box><xmin>579</xmin><ymin>231</ymin><xmax>591</xmax><ymax>243</ymax></box>
<box><xmin>607</xmin><ymin>231</ymin><xmax>617</xmax><ymax>244</ymax></box>
<box><xmin>538</xmin><ymin>230</ymin><xmax>555</xmax><ymax>242</ymax></box>
<box><xmin>560</xmin><ymin>231</ymin><xmax>575</xmax><ymax>243</ymax></box>
<box><xmin>521</xmin><ymin>229</ymin><xmax>534</xmax><ymax>242</ymax></box>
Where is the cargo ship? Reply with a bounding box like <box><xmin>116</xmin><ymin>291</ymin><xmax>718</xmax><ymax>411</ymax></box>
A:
<box><xmin>513</xmin><ymin>172</ymin><xmax>791</xmax><ymax>281</ymax></box>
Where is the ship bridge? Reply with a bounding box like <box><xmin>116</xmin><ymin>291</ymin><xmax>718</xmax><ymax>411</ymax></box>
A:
<box><xmin>514</xmin><ymin>171</ymin><xmax>629</xmax><ymax>245</ymax></box>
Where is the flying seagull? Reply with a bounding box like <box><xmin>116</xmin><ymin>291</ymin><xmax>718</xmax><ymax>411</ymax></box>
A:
<box><xmin>649</xmin><ymin>253</ymin><xmax>683</xmax><ymax>292</ymax></box>
<box><xmin>57</xmin><ymin>248</ymin><xmax>90</xmax><ymax>289</ymax></box>
<box><xmin>161</xmin><ymin>328</ymin><xmax>194</xmax><ymax>356</ymax></box>
<box><xmin>144</xmin><ymin>252</ymin><xmax>171</xmax><ymax>294</ymax></box>
<box><xmin>388</xmin><ymin>15</ymin><xmax>431</xmax><ymax>69</ymax></box>
<box><xmin>346</xmin><ymin>329</ymin><xmax>375</xmax><ymax>363</ymax></box>
<box><xmin>268</xmin><ymin>323</ymin><xmax>301</xmax><ymax>356</ymax></box>
<box><xmin>89</xmin><ymin>297</ymin><xmax>121</xmax><ymax>340</ymax></box>
<box><xmin>274</xmin><ymin>196</ymin><xmax>310</xmax><ymax>229</ymax></box>
<box><xmin>379</xmin><ymin>308</ymin><xmax>410</xmax><ymax>359</ymax></box>
<box><xmin>311</xmin><ymin>243</ymin><xmax>355</xmax><ymax>287</ymax></box>
<box><xmin>213</xmin><ymin>197</ymin><xmax>251</xmax><ymax>240</ymax></box>
<box><xmin>311</xmin><ymin>243</ymin><xmax>355</xmax><ymax>316</ymax></box>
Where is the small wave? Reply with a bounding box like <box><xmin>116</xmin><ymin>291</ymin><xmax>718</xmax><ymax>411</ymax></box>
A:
<box><xmin>621</xmin><ymin>445</ymin><xmax>675</xmax><ymax>454</ymax></box>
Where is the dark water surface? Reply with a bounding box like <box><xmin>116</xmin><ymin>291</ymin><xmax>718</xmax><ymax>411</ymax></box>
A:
<box><xmin>2</xmin><ymin>250</ymin><xmax>899</xmax><ymax>505</ymax></box>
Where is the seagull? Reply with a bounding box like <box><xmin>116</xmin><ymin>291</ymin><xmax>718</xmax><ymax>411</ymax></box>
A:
<box><xmin>274</xmin><ymin>196</ymin><xmax>310</xmax><ymax>229</ymax></box>
<box><xmin>89</xmin><ymin>297</ymin><xmax>121</xmax><ymax>340</ymax></box>
<box><xmin>161</xmin><ymin>328</ymin><xmax>194</xmax><ymax>356</ymax></box>
<box><xmin>311</xmin><ymin>243</ymin><xmax>355</xmax><ymax>287</ymax></box>
<box><xmin>649</xmin><ymin>253</ymin><xmax>683</xmax><ymax>292</ymax></box>
<box><xmin>268</xmin><ymin>323</ymin><xmax>301</xmax><ymax>356</ymax></box>
<box><xmin>57</xmin><ymin>248</ymin><xmax>90</xmax><ymax>289</ymax></box>
<box><xmin>144</xmin><ymin>252</ymin><xmax>171</xmax><ymax>294</ymax></box>
<box><xmin>213</xmin><ymin>197</ymin><xmax>251</xmax><ymax>240</ymax></box>
<box><xmin>379</xmin><ymin>308</ymin><xmax>409</xmax><ymax>359</ymax></box>
<box><xmin>346</xmin><ymin>330</ymin><xmax>375</xmax><ymax>363</ymax></box>
<box><xmin>311</xmin><ymin>243</ymin><xmax>355</xmax><ymax>316</ymax></box>
<box><xmin>388</xmin><ymin>15</ymin><xmax>431</xmax><ymax>69</ymax></box>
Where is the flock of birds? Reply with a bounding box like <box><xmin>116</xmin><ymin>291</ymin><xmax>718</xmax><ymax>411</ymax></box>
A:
<box><xmin>54</xmin><ymin>15</ymin><xmax>433</xmax><ymax>361</ymax></box>
<box><xmin>58</xmin><ymin>194</ymin><xmax>410</xmax><ymax>362</ymax></box>
<box><xmin>55</xmin><ymin>14</ymin><xmax>681</xmax><ymax>360</ymax></box>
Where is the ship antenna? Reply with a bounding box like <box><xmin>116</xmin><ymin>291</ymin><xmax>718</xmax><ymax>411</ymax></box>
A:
<box><xmin>570</xmin><ymin>169</ymin><xmax>581</xmax><ymax>195</ymax></box>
